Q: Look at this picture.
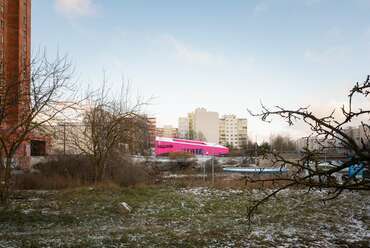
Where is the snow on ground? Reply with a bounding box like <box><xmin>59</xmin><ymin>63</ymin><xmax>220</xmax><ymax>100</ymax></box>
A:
<box><xmin>0</xmin><ymin>187</ymin><xmax>369</xmax><ymax>247</ymax></box>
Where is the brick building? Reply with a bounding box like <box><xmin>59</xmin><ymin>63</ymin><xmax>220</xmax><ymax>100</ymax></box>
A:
<box><xmin>146</xmin><ymin>117</ymin><xmax>157</xmax><ymax>147</ymax></box>
<box><xmin>0</xmin><ymin>0</ymin><xmax>31</xmax><ymax>125</ymax></box>
<box><xmin>0</xmin><ymin>0</ymin><xmax>35</xmax><ymax>169</ymax></box>
<box><xmin>156</xmin><ymin>125</ymin><xmax>178</xmax><ymax>139</ymax></box>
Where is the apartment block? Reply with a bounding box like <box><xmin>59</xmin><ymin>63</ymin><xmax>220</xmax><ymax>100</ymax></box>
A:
<box><xmin>344</xmin><ymin>125</ymin><xmax>370</xmax><ymax>148</ymax></box>
<box><xmin>295</xmin><ymin>125</ymin><xmax>370</xmax><ymax>153</ymax></box>
<box><xmin>296</xmin><ymin>137</ymin><xmax>338</xmax><ymax>153</ymax></box>
<box><xmin>156</xmin><ymin>125</ymin><xmax>178</xmax><ymax>138</ymax></box>
<box><xmin>219</xmin><ymin>115</ymin><xmax>248</xmax><ymax>148</ymax></box>
<box><xmin>192</xmin><ymin>108</ymin><xmax>219</xmax><ymax>143</ymax></box>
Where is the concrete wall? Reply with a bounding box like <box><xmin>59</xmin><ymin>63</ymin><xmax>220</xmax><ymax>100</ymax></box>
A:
<box><xmin>193</xmin><ymin>108</ymin><xmax>219</xmax><ymax>143</ymax></box>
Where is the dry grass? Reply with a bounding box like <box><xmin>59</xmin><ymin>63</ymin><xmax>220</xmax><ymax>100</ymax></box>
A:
<box><xmin>13</xmin><ymin>174</ymin><xmax>85</xmax><ymax>190</ymax></box>
<box><xmin>162</xmin><ymin>173</ymin><xmax>292</xmax><ymax>190</ymax></box>
<box><xmin>13</xmin><ymin>155</ymin><xmax>155</xmax><ymax>190</ymax></box>
<box><xmin>0</xmin><ymin>186</ymin><xmax>368</xmax><ymax>247</ymax></box>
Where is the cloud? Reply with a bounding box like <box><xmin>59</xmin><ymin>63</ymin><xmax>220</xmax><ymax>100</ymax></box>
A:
<box><xmin>304</xmin><ymin>46</ymin><xmax>351</xmax><ymax>65</ymax></box>
<box><xmin>162</xmin><ymin>35</ymin><xmax>225</xmax><ymax>66</ymax></box>
<box><xmin>55</xmin><ymin>0</ymin><xmax>96</xmax><ymax>17</ymax></box>
<box><xmin>253</xmin><ymin>2</ymin><xmax>269</xmax><ymax>16</ymax></box>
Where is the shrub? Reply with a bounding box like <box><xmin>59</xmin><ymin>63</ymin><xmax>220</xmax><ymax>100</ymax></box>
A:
<box><xmin>13</xmin><ymin>173</ymin><xmax>83</xmax><ymax>190</ymax></box>
<box><xmin>34</xmin><ymin>155</ymin><xmax>95</xmax><ymax>182</ymax></box>
<box><xmin>168</xmin><ymin>152</ymin><xmax>194</xmax><ymax>160</ymax></box>
<box><xmin>13</xmin><ymin>154</ymin><xmax>155</xmax><ymax>190</ymax></box>
<box><xmin>106</xmin><ymin>154</ymin><xmax>154</xmax><ymax>187</ymax></box>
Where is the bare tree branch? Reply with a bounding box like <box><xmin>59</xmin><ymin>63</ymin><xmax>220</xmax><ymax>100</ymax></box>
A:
<box><xmin>246</xmin><ymin>75</ymin><xmax>370</xmax><ymax>222</ymax></box>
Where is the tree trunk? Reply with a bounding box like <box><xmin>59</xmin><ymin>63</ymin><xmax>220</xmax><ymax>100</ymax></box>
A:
<box><xmin>0</xmin><ymin>156</ymin><xmax>13</xmax><ymax>203</ymax></box>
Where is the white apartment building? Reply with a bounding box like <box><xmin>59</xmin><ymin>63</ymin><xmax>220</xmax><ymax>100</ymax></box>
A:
<box><xmin>295</xmin><ymin>124</ymin><xmax>370</xmax><ymax>153</ymax></box>
<box><xmin>36</xmin><ymin>101</ymin><xmax>91</xmax><ymax>155</ymax></box>
<box><xmin>219</xmin><ymin>115</ymin><xmax>248</xmax><ymax>148</ymax></box>
<box><xmin>193</xmin><ymin>108</ymin><xmax>219</xmax><ymax>143</ymax></box>
<box><xmin>296</xmin><ymin>137</ymin><xmax>338</xmax><ymax>152</ymax></box>
<box><xmin>156</xmin><ymin>125</ymin><xmax>178</xmax><ymax>138</ymax></box>
<box><xmin>343</xmin><ymin>125</ymin><xmax>370</xmax><ymax>147</ymax></box>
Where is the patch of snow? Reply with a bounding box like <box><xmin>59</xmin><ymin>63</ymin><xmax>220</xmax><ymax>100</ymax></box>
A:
<box><xmin>118</xmin><ymin>202</ymin><xmax>132</xmax><ymax>214</ymax></box>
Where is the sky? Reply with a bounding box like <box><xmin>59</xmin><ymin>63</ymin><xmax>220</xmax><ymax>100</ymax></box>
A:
<box><xmin>32</xmin><ymin>0</ymin><xmax>370</xmax><ymax>142</ymax></box>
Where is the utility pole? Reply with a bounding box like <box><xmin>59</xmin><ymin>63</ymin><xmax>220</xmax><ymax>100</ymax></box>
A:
<box><xmin>212</xmin><ymin>151</ymin><xmax>215</xmax><ymax>186</ymax></box>
<box><xmin>255</xmin><ymin>135</ymin><xmax>258</xmax><ymax>157</ymax></box>
<box><xmin>63</xmin><ymin>123</ymin><xmax>66</xmax><ymax>155</ymax></box>
<box><xmin>203</xmin><ymin>160</ymin><xmax>206</xmax><ymax>182</ymax></box>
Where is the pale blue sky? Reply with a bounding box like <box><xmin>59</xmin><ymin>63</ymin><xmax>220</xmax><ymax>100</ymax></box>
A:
<box><xmin>32</xmin><ymin>0</ymin><xmax>370</xmax><ymax>141</ymax></box>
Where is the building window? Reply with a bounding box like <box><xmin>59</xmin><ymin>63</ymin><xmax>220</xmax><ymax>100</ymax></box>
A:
<box><xmin>31</xmin><ymin>140</ymin><xmax>47</xmax><ymax>156</ymax></box>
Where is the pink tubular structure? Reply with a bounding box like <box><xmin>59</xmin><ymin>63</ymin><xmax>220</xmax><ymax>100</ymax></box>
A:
<box><xmin>155</xmin><ymin>137</ymin><xmax>229</xmax><ymax>156</ymax></box>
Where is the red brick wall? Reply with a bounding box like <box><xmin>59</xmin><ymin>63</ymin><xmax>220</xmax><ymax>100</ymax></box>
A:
<box><xmin>2</xmin><ymin>0</ymin><xmax>31</xmax><ymax>126</ymax></box>
<box><xmin>0</xmin><ymin>0</ymin><xmax>32</xmax><ymax>169</ymax></box>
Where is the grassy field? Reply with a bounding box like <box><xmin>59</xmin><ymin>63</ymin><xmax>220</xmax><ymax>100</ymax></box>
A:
<box><xmin>0</xmin><ymin>186</ymin><xmax>369</xmax><ymax>247</ymax></box>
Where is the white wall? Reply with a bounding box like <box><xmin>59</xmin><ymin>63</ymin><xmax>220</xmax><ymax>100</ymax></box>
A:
<box><xmin>193</xmin><ymin>108</ymin><xmax>219</xmax><ymax>143</ymax></box>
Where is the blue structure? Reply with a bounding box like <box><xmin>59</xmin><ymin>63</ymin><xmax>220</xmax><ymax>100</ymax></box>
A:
<box><xmin>348</xmin><ymin>163</ymin><xmax>365</xmax><ymax>178</ymax></box>
<box><xmin>223</xmin><ymin>167</ymin><xmax>288</xmax><ymax>174</ymax></box>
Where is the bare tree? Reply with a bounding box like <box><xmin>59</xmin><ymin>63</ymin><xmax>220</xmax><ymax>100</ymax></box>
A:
<box><xmin>270</xmin><ymin>134</ymin><xmax>296</xmax><ymax>152</ymax></box>
<box><xmin>196</xmin><ymin>131</ymin><xmax>206</xmax><ymax>141</ymax></box>
<box><xmin>247</xmin><ymin>76</ymin><xmax>370</xmax><ymax>222</ymax></box>
<box><xmin>70</xmin><ymin>78</ymin><xmax>149</xmax><ymax>183</ymax></box>
<box><xmin>119</xmin><ymin>114</ymin><xmax>152</xmax><ymax>155</ymax></box>
<box><xmin>0</xmin><ymin>50</ymin><xmax>76</xmax><ymax>202</ymax></box>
